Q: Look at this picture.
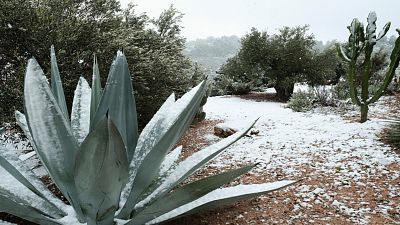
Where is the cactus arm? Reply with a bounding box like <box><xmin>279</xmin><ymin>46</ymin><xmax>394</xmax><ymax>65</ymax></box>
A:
<box><xmin>344</xmin><ymin>18</ymin><xmax>364</xmax><ymax>106</ymax></box>
<box><xmin>366</xmin><ymin>12</ymin><xmax>377</xmax><ymax>45</ymax></box>
<box><xmin>348</xmin><ymin>60</ymin><xmax>362</xmax><ymax>106</ymax></box>
<box><xmin>362</xmin><ymin>12</ymin><xmax>376</xmax><ymax>104</ymax></box>
<box><xmin>368</xmin><ymin>30</ymin><xmax>400</xmax><ymax>104</ymax></box>
<box><xmin>336</xmin><ymin>44</ymin><xmax>351</xmax><ymax>62</ymax></box>
<box><xmin>361</xmin><ymin>46</ymin><xmax>373</xmax><ymax>104</ymax></box>
<box><xmin>377</xmin><ymin>22</ymin><xmax>391</xmax><ymax>41</ymax></box>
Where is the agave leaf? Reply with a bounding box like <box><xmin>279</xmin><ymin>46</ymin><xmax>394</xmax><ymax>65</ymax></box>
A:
<box><xmin>0</xmin><ymin>146</ymin><xmax>66</xmax><ymax>212</ymax></box>
<box><xmin>129</xmin><ymin>164</ymin><xmax>257</xmax><ymax>225</ymax></box>
<box><xmin>129</xmin><ymin>93</ymin><xmax>176</xmax><ymax>175</ymax></box>
<box><xmin>121</xmin><ymin>118</ymin><xmax>257</xmax><ymax>219</ymax></box>
<box><xmin>131</xmin><ymin>145</ymin><xmax>184</xmax><ymax>206</ymax></box>
<box><xmin>0</xmin><ymin>165</ymin><xmax>65</xmax><ymax>223</ymax></box>
<box><xmin>90</xmin><ymin>54</ymin><xmax>102</xmax><ymax>124</ymax></box>
<box><xmin>71</xmin><ymin>77</ymin><xmax>92</xmax><ymax>145</ymax></box>
<box><xmin>74</xmin><ymin>117</ymin><xmax>128</xmax><ymax>225</ymax></box>
<box><xmin>15</xmin><ymin>111</ymin><xmax>38</xmax><ymax>160</ymax></box>
<box><xmin>118</xmin><ymin>92</ymin><xmax>176</xmax><ymax>207</ymax></box>
<box><xmin>91</xmin><ymin>52</ymin><xmax>138</xmax><ymax>162</ymax></box>
<box><xmin>118</xmin><ymin>82</ymin><xmax>207</xmax><ymax>218</ymax></box>
<box><xmin>158</xmin><ymin>145</ymin><xmax>183</xmax><ymax>178</ymax></box>
<box><xmin>24</xmin><ymin>58</ymin><xmax>84</xmax><ymax>221</ymax></box>
<box><xmin>149</xmin><ymin>180</ymin><xmax>297</xmax><ymax>224</ymax></box>
<box><xmin>120</xmin><ymin>93</ymin><xmax>176</xmax><ymax>203</ymax></box>
<box><xmin>50</xmin><ymin>46</ymin><xmax>69</xmax><ymax>121</ymax></box>
<box><xmin>0</xmin><ymin>196</ymin><xmax>59</xmax><ymax>225</ymax></box>
<box><xmin>15</xmin><ymin>111</ymin><xmax>33</xmax><ymax>143</ymax></box>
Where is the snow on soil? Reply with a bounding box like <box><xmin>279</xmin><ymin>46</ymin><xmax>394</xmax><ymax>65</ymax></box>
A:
<box><xmin>0</xmin><ymin>220</ymin><xmax>17</xmax><ymax>225</ymax></box>
<box><xmin>203</xmin><ymin>95</ymin><xmax>400</xmax><ymax>224</ymax></box>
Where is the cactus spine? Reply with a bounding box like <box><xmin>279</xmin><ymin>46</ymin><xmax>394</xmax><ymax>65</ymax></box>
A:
<box><xmin>337</xmin><ymin>12</ymin><xmax>400</xmax><ymax>122</ymax></box>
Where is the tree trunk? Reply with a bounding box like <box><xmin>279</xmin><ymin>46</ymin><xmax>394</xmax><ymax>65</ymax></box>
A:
<box><xmin>274</xmin><ymin>83</ymin><xmax>295</xmax><ymax>102</ymax></box>
<box><xmin>360</xmin><ymin>104</ymin><xmax>368</xmax><ymax>123</ymax></box>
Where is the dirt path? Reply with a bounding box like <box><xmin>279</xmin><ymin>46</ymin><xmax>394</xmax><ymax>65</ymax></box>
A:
<box><xmin>172</xmin><ymin>95</ymin><xmax>400</xmax><ymax>225</ymax></box>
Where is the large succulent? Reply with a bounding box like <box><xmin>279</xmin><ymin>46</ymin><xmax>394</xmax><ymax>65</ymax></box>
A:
<box><xmin>0</xmin><ymin>47</ymin><xmax>296</xmax><ymax>225</ymax></box>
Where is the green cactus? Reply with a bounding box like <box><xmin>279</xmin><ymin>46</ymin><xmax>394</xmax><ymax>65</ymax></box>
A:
<box><xmin>337</xmin><ymin>12</ymin><xmax>400</xmax><ymax>122</ymax></box>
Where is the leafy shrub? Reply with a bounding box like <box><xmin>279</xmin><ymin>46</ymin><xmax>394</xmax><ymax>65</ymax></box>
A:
<box><xmin>332</xmin><ymin>80</ymin><xmax>350</xmax><ymax>100</ymax></box>
<box><xmin>0</xmin><ymin>49</ymin><xmax>296</xmax><ymax>225</ymax></box>
<box><xmin>312</xmin><ymin>86</ymin><xmax>336</xmax><ymax>107</ymax></box>
<box><xmin>213</xmin><ymin>75</ymin><xmax>255</xmax><ymax>96</ymax></box>
<box><xmin>287</xmin><ymin>91</ymin><xmax>314</xmax><ymax>112</ymax></box>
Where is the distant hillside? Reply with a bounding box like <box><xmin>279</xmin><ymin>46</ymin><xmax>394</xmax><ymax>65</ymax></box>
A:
<box><xmin>185</xmin><ymin>34</ymin><xmax>397</xmax><ymax>81</ymax></box>
<box><xmin>184</xmin><ymin>36</ymin><xmax>241</xmax><ymax>79</ymax></box>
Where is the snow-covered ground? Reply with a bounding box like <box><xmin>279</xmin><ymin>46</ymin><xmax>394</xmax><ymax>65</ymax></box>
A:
<box><xmin>203</xmin><ymin>95</ymin><xmax>400</xmax><ymax>224</ymax></box>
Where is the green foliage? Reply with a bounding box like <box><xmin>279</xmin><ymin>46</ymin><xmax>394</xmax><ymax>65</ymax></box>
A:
<box><xmin>333</xmin><ymin>80</ymin><xmax>351</xmax><ymax>100</ymax></box>
<box><xmin>216</xmin><ymin>26</ymin><xmax>339</xmax><ymax>100</ymax></box>
<box><xmin>0</xmin><ymin>50</ymin><xmax>296</xmax><ymax>225</ymax></box>
<box><xmin>307</xmin><ymin>46</ymin><xmax>342</xmax><ymax>87</ymax></box>
<box><xmin>337</xmin><ymin>11</ymin><xmax>400</xmax><ymax>122</ymax></box>
<box><xmin>117</xmin><ymin>5</ymin><xmax>193</xmax><ymax>127</ymax></box>
<box><xmin>214</xmin><ymin>52</ymin><xmax>263</xmax><ymax>95</ymax></box>
<box><xmin>0</xmin><ymin>1</ymin><xmax>194</xmax><ymax>127</ymax></box>
<box><xmin>287</xmin><ymin>91</ymin><xmax>314</xmax><ymax>112</ymax></box>
<box><xmin>312</xmin><ymin>86</ymin><xmax>335</xmax><ymax>107</ymax></box>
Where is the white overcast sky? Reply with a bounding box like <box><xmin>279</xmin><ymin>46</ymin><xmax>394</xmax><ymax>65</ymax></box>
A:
<box><xmin>119</xmin><ymin>0</ymin><xmax>400</xmax><ymax>42</ymax></box>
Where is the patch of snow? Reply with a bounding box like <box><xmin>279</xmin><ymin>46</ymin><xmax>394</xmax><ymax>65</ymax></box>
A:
<box><xmin>214</xmin><ymin>121</ymin><xmax>245</xmax><ymax>132</ymax></box>
<box><xmin>18</xmin><ymin>151</ymin><xmax>36</xmax><ymax>161</ymax></box>
<box><xmin>71</xmin><ymin>77</ymin><xmax>91</xmax><ymax>145</ymax></box>
<box><xmin>203</xmin><ymin>95</ymin><xmax>400</xmax><ymax>223</ymax></box>
<box><xmin>203</xmin><ymin>133</ymin><xmax>220</xmax><ymax>142</ymax></box>
<box><xmin>54</xmin><ymin>206</ymin><xmax>84</xmax><ymax>225</ymax></box>
<box><xmin>0</xmin><ymin>220</ymin><xmax>17</xmax><ymax>225</ymax></box>
<box><xmin>158</xmin><ymin>146</ymin><xmax>182</xmax><ymax>177</ymax></box>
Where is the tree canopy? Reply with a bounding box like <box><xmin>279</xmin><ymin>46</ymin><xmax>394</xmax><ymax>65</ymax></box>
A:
<box><xmin>0</xmin><ymin>0</ymin><xmax>197</xmax><ymax>126</ymax></box>
<box><xmin>216</xmin><ymin>26</ymin><xmax>339</xmax><ymax>100</ymax></box>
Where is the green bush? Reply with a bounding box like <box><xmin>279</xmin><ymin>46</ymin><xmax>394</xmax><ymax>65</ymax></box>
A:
<box><xmin>332</xmin><ymin>80</ymin><xmax>350</xmax><ymax>100</ymax></box>
<box><xmin>213</xmin><ymin>75</ymin><xmax>255</xmax><ymax>96</ymax></box>
<box><xmin>287</xmin><ymin>91</ymin><xmax>314</xmax><ymax>112</ymax></box>
<box><xmin>312</xmin><ymin>86</ymin><xmax>335</xmax><ymax>107</ymax></box>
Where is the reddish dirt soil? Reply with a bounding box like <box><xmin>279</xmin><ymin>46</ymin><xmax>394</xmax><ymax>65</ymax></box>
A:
<box><xmin>2</xmin><ymin>93</ymin><xmax>399</xmax><ymax>225</ymax></box>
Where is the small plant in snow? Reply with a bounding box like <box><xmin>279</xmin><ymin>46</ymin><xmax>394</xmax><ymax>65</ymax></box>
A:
<box><xmin>312</xmin><ymin>86</ymin><xmax>335</xmax><ymax>107</ymax></box>
<box><xmin>287</xmin><ymin>91</ymin><xmax>314</xmax><ymax>112</ymax></box>
<box><xmin>0</xmin><ymin>47</ymin><xmax>296</xmax><ymax>225</ymax></box>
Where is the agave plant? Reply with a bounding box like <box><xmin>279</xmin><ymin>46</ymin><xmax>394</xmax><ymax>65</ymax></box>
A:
<box><xmin>0</xmin><ymin>46</ymin><xmax>296</xmax><ymax>225</ymax></box>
